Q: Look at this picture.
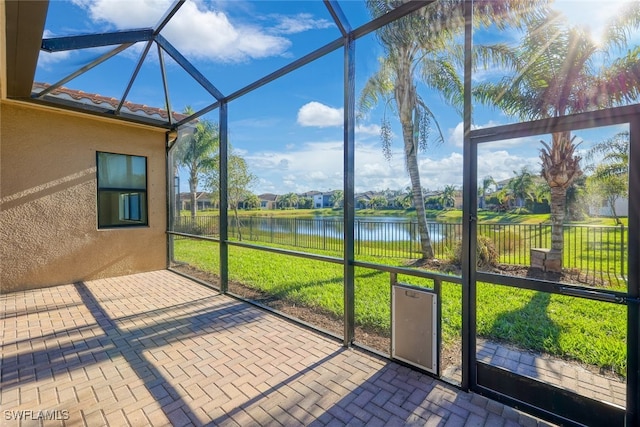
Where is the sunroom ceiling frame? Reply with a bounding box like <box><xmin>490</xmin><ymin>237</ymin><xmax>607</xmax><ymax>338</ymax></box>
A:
<box><xmin>26</xmin><ymin>0</ymin><xmax>433</xmax><ymax>129</ymax></box>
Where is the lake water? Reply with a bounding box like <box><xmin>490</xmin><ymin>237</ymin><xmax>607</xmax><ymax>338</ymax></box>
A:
<box><xmin>244</xmin><ymin>215</ymin><xmax>445</xmax><ymax>242</ymax></box>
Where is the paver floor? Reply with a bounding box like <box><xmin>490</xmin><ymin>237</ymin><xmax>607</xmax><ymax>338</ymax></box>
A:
<box><xmin>1</xmin><ymin>270</ymin><xmax>557</xmax><ymax>426</ymax></box>
<box><xmin>476</xmin><ymin>340</ymin><xmax>626</xmax><ymax>408</ymax></box>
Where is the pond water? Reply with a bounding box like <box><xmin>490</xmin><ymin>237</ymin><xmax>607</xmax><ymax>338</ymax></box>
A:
<box><xmin>242</xmin><ymin>215</ymin><xmax>446</xmax><ymax>242</ymax></box>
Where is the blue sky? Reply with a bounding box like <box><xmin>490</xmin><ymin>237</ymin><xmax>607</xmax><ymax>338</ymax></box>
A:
<box><xmin>36</xmin><ymin>0</ymin><xmax>638</xmax><ymax>195</ymax></box>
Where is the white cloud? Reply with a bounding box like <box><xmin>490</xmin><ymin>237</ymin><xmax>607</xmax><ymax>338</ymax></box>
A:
<box><xmin>243</xmin><ymin>139</ymin><xmax>406</xmax><ymax>194</ymax></box>
<box><xmin>418</xmin><ymin>153</ymin><xmax>465</xmax><ymax>189</ymax></box>
<box><xmin>37</xmin><ymin>30</ymin><xmax>73</xmax><ymax>69</ymax></box>
<box><xmin>297</xmin><ymin>102</ymin><xmax>343</xmax><ymax>127</ymax></box>
<box><xmin>37</xmin><ymin>51</ymin><xmax>72</xmax><ymax>70</ymax></box>
<box><xmin>165</xmin><ymin>2</ymin><xmax>291</xmax><ymax>62</ymax></box>
<box><xmin>71</xmin><ymin>0</ymin><xmax>294</xmax><ymax>62</ymax></box>
<box><xmin>477</xmin><ymin>150</ymin><xmax>540</xmax><ymax>182</ymax></box>
<box><xmin>356</xmin><ymin>123</ymin><xmax>382</xmax><ymax>137</ymax></box>
<box><xmin>448</xmin><ymin>121</ymin><xmax>502</xmax><ymax>147</ymax></box>
<box><xmin>232</xmin><ymin>133</ymin><xmax>550</xmax><ymax>195</ymax></box>
<box><xmin>71</xmin><ymin>0</ymin><xmax>165</xmax><ymax>27</ymax></box>
<box><xmin>448</xmin><ymin>120</ymin><xmax>543</xmax><ymax>150</ymax></box>
<box><xmin>268</xmin><ymin>13</ymin><xmax>334</xmax><ymax>35</ymax></box>
<box><xmin>309</xmin><ymin>171</ymin><xmax>328</xmax><ymax>180</ymax></box>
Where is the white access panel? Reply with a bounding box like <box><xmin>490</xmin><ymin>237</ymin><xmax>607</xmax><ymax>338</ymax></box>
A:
<box><xmin>392</xmin><ymin>285</ymin><xmax>438</xmax><ymax>373</ymax></box>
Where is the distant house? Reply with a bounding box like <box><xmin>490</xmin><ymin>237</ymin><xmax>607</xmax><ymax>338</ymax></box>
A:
<box><xmin>179</xmin><ymin>192</ymin><xmax>214</xmax><ymax>211</ymax></box>
<box><xmin>452</xmin><ymin>191</ymin><xmax>463</xmax><ymax>209</ymax></box>
<box><xmin>355</xmin><ymin>191</ymin><xmax>375</xmax><ymax>209</ymax></box>
<box><xmin>313</xmin><ymin>191</ymin><xmax>338</xmax><ymax>208</ymax></box>
<box><xmin>299</xmin><ymin>190</ymin><xmax>321</xmax><ymax>199</ymax></box>
<box><xmin>490</xmin><ymin>177</ymin><xmax>549</xmax><ymax>211</ymax></box>
<box><xmin>589</xmin><ymin>197</ymin><xmax>629</xmax><ymax>218</ymax></box>
<box><xmin>422</xmin><ymin>191</ymin><xmax>441</xmax><ymax>210</ymax></box>
<box><xmin>258</xmin><ymin>193</ymin><xmax>279</xmax><ymax>210</ymax></box>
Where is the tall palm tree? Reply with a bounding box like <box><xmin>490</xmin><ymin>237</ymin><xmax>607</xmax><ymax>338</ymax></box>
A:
<box><xmin>479</xmin><ymin>175</ymin><xmax>496</xmax><ymax>208</ymax></box>
<box><xmin>331</xmin><ymin>190</ymin><xmax>344</xmax><ymax>208</ymax></box>
<box><xmin>359</xmin><ymin>0</ymin><xmax>545</xmax><ymax>260</ymax></box>
<box><xmin>280</xmin><ymin>192</ymin><xmax>299</xmax><ymax>209</ymax></box>
<box><xmin>401</xmin><ymin>186</ymin><xmax>414</xmax><ymax>208</ymax></box>
<box><xmin>475</xmin><ymin>7</ymin><xmax>640</xmax><ymax>270</ymax></box>
<box><xmin>175</xmin><ymin>107</ymin><xmax>219</xmax><ymax>219</ymax></box>
<box><xmin>507</xmin><ymin>167</ymin><xmax>534</xmax><ymax>208</ymax></box>
<box><xmin>440</xmin><ymin>184</ymin><xmax>457</xmax><ymax>209</ymax></box>
<box><xmin>369</xmin><ymin>195</ymin><xmax>388</xmax><ymax>210</ymax></box>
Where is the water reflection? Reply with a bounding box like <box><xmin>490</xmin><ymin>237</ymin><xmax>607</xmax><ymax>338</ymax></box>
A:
<box><xmin>245</xmin><ymin>216</ymin><xmax>444</xmax><ymax>242</ymax></box>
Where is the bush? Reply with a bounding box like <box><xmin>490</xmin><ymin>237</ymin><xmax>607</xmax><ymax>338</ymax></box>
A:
<box><xmin>452</xmin><ymin>235</ymin><xmax>499</xmax><ymax>268</ymax></box>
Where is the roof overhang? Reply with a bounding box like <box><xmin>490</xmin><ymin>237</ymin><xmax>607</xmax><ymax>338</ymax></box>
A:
<box><xmin>5</xmin><ymin>0</ymin><xmax>49</xmax><ymax>99</ymax></box>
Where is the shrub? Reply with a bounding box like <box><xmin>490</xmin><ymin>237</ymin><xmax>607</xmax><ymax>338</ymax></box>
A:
<box><xmin>452</xmin><ymin>235</ymin><xmax>499</xmax><ymax>268</ymax></box>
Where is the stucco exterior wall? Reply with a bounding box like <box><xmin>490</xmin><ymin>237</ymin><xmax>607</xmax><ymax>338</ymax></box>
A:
<box><xmin>0</xmin><ymin>0</ymin><xmax>6</xmax><ymax>99</ymax></box>
<box><xmin>0</xmin><ymin>101</ymin><xmax>167</xmax><ymax>292</ymax></box>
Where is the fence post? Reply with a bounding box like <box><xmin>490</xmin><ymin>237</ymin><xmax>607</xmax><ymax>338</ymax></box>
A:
<box><xmin>323</xmin><ymin>220</ymin><xmax>327</xmax><ymax>250</ymax></box>
<box><xmin>294</xmin><ymin>217</ymin><xmax>298</xmax><ymax>247</ymax></box>
<box><xmin>538</xmin><ymin>222</ymin><xmax>543</xmax><ymax>248</ymax></box>
<box><xmin>356</xmin><ymin>220</ymin><xmax>360</xmax><ymax>255</ymax></box>
<box><xmin>270</xmin><ymin>216</ymin><xmax>274</xmax><ymax>243</ymax></box>
<box><xmin>621</xmin><ymin>223</ymin><xmax>625</xmax><ymax>281</ymax></box>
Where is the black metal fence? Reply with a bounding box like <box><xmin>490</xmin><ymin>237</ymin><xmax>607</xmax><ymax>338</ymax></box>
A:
<box><xmin>172</xmin><ymin>215</ymin><xmax>627</xmax><ymax>286</ymax></box>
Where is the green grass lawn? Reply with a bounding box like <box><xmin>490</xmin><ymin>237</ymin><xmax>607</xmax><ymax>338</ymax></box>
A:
<box><xmin>173</xmin><ymin>237</ymin><xmax>627</xmax><ymax>377</ymax></box>
<box><xmin>176</xmin><ymin>209</ymin><xmax>628</xmax><ymax>289</ymax></box>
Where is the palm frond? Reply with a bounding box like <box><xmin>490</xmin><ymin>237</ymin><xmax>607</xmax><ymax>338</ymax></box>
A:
<box><xmin>592</xmin><ymin>46</ymin><xmax>640</xmax><ymax>106</ymax></box>
<box><xmin>604</xmin><ymin>1</ymin><xmax>640</xmax><ymax>49</ymax></box>
<box><xmin>419</xmin><ymin>56</ymin><xmax>464</xmax><ymax>114</ymax></box>
<box><xmin>357</xmin><ymin>61</ymin><xmax>394</xmax><ymax>119</ymax></box>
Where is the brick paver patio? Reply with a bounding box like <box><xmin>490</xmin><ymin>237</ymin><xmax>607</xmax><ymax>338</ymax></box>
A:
<box><xmin>476</xmin><ymin>340</ymin><xmax>626</xmax><ymax>409</ymax></box>
<box><xmin>1</xmin><ymin>270</ymin><xmax>556</xmax><ymax>426</ymax></box>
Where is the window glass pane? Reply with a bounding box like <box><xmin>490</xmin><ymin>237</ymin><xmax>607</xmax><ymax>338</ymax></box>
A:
<box><xmin>475</xmin><ymin>123</ymin><xmax>629</xmax><ymax>291</ymax></box>
<box><xmin>98</xmin><ymin>152</ymin><xmax>146</xmax><ymax>189</ymax></box>
<box><xmin>98</xmin><ymin>190</ymin><xmax>147</xmax><ymax>227</ymax></box>
<box><xmin>119</xmin><ymin>192</ymin><xmax>142</xmax><ymax>221</ymax></box>
<box><xmin>476</xmin><ymin>285</ymin><xmax>627</xmax><ymax>408</ymax></box>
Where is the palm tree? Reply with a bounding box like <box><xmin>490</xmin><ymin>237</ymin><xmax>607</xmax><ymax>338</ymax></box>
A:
<box><xmin>440</xmin><ymin>184</ymin><xmax>457</xmax><ymax>209</ymax></box>
<box><xmin>479</xmin><ymin>176</ymin><xmax>496</xmax><ymax>208</ymax></box>
<box><xmin>585</xmin><ymin>131</ymin><xmax>629</xmax><ymax>224</ymax></box>
<box><xmin>369</xmin><ymin>195</ymin><xmax>388</xmax><ymax>210</ymax></box>
<box><xmin>401</xmin><ymin>186</ymin><xmax>414</xmax><ymax>208</ymax></box>
<box><xmin>531</xmin><ymin>180</ymin><xmax>550</xmax><ymax>205</ymax></box>
<box><xmin>279</xmin><ymin>192</ymin><xmax>299</xmax><ymax>209</ymax></box>
<box><xmin>586</xmin><ymin>131</ymin><xmax>629</xmax><ymax>179</ymax></box>
<box><xmin>507</xmin><ymin>167</ymin><xmax>534</xmax><ymax>208</ymax></box>
<box><xmin>394</xmin><ymin>195</ymin><xmax>411</xmax><ymax>209</ymax></box>
<box><xmin>175</xmin><ymin>107</ymin><xmax>218</xmax><ymax>219</ymax></box>
<box><xmin>359</xmin><ymin>0</ymin><xmax>544</xmax><ymax>260</ymax></box>
<box><xmin>330</xmin><ymin>190</ymin><xmax>344</xmax><ymax>208</ymax></box>
<box><xmin>475</xmin><ymin>7</ymin><xmax>640</xmax><ymax>270</ymax></box>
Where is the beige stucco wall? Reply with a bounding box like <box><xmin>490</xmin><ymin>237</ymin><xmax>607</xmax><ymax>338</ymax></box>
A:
<box><xmin>0</xmin><ymin>0</ymin><xmax>5</xmax><ymax>99</ymax></box>
<box><xmin>0</xmin><ymin>101</ymin><xmax>167</xmax><ymax>293</ymax></box>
